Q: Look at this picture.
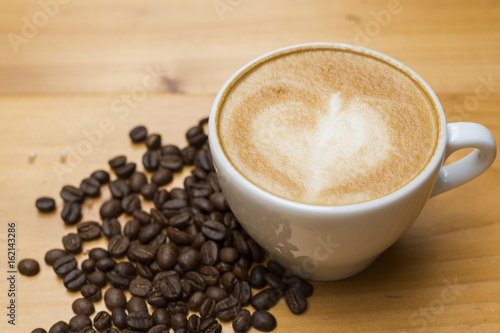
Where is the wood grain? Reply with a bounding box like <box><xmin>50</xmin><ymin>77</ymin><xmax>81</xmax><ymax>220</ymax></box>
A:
<box><xmin>0</xmin><ymin>1</ymin><xmax>499</xmax><ymax>332</ymax></box>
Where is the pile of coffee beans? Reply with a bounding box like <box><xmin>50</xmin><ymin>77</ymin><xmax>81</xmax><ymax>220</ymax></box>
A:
<box><xmin>27</xmin><ymin>119</ymin><xmax>313</xmax><ymax>333</ymax></box>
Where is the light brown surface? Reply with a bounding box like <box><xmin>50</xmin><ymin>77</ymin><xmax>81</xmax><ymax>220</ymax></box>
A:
<box><xmin>0</xmin><ymin>1</ymin><xmax>499</xmax><ymax>332</ymax></box>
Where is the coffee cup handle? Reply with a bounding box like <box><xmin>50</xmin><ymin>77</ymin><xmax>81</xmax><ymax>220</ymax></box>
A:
<box><xmin>431</xmin><ymin>122</ymin><xmax>497</xmax><ymax>197</ymax></box>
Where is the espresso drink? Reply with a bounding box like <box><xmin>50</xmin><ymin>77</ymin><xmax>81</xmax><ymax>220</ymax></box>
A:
<box><xmin>217</xmin><ymin>46</ymin><xmax>440</xmax><ymax>205</ymax></box>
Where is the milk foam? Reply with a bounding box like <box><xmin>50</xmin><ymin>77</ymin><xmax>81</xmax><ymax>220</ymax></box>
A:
<box><xmin>218</xmin><ymin>48</ymin><xmax>439</xmax><ymax>205</ymax></box>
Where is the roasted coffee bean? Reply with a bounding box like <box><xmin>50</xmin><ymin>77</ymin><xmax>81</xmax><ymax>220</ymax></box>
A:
<box><xmin>146</xmin><ymin>133</ymin><xmax>162</xmax><ymax>150</ymax></box>
<box><xmin>141</xmin><ymin>183</ymin><xmax>158</xmax><ymax>201</ymax></box>
<box><xmin>100</xmin><ymin>199</ymin><xmax>123</xmax><ymax>218</ymax></box>
<box><xmin>136</xmin><ymin>262</ymin><xmax>154</xmax><ymax>280</ymax></box>
<box><xmin>201</xmin><ymin>220</ymin><xmax>227</xmax><ymax>241</ymax></box>
<box><xmin>216</xmin><ymin>262</ymin><xmax>232</xmax><ymax>275</ymax></box>
<box><xmin>215</xmin><ymin>297</ymin><xmax>241</xmax><ymax>321</ymax></box>
<box><xmin>186</xmin><ymin>126</ymin><xmax>207</xmax><ymax>148</ymax></box>
<box><xmin>198</xmin><ymin>117</ymin><xmax>209</xmax><ymax>126</ymax></box>
<box><xmin>187</xmin><ymin>314</ymin><xmax>201</xmax><ymax>332</ymax></box>
<box><xmin>284</xmin><ymin>276</ymin><xmax>314</xmax><ymax>298</ymax></box>
<box><xmin>159</xmin><ymin>274</ymin><xmax>182</xmax><ymax>301</ymax></box>
<box><xmin>18</xmin><ymin>258</ymin><xmax>40</xmax><ymax>276</ymax></box>
<box><xmin>252</xmin><ymin>310</ymin><xmax>276</xmax><ymax>332</ymax></box>
<box><xmin>44</xmin><ymin>249</ymin><xmax>68</xmax><ymax>266</ymax></box>
<box><xmin>63</xmin><ymin>269</ymin><xmax>86</xmax><ymax>291</ymax></box>
<box><xmin>192</xmin><ymin>197</ymin><xmax>215</xmax><ymax>213</ymax></box>
<box><xmin>81</xmin><ymin>283</ymin><xmax>102</xmax><ymax>302</ymax></box>
<box><xmin>61</xmin><ymin>201</ymin><xmax>82</xmax><ymax>225</ymax></box>
<box><xmin>102</xmin><ymin>218</ymin><xmax>122</xmax><ymax>238</ymax></box>
<box><xmin>72</xmin><ymin>298</ymin><xmax>95</xmax><ymax>316</ymax></box>
<box><xmin>149</xmin><ymin>324</ymin><xmax>170</xmax><ymax>333</ymax></box>
<box><xmin>143</xmin><ymin>150</ymin><xmax>160</xmax><ymax>171</ymax></box>
<box><xmin>127</xmin><ymin>296</ymin><xmax>149</xmax><ymax>313</ymax></box>
<box><xmin>122</xmin><ymin>194</ymin><xmax>142</xmax><ymax>214</ymax></box>
<box><xmin>168</xmin><ymin>227</ymin><xmax>193</xmax><ymax>246</ymax></box>
<box><xmin>249</xmin><ymin>265</ymin><xmax>268</xmax><ymax>289</ymax></box>
<box><xmin>153</xmin><ymin>190</ymin><xmax>169</xmax><ymax>210</ymax></box>
<box><xmin>115</xmin><ymin>162</ymin><xmax>136</xmax><ymax>179</ymax></box>
<box><xmin>206</xmin><ymin>286</ymin><xmax>227</xmax><ymax>302</ymax></box>
<box><xmin>91</xmin><ymin>170</ymin><xmax>110</xmax><ymax>185</ymax></box>
<box><xmin>80</xmin><ymin>177</ymin><xmax>101</xmax><ymax>197</ymax></box>
<box><xmin>170</xmin><ymin>313</ymin><xmax>187</xmax><ymax>330</ymax></box>
<box><xmin>232</xmin><ymin>262</ymin><xmax>249</xmax><ymax>282</ymax></box>
<box><xmin>200</xmin><ymin>241</ymin><xmax>219</xmax><ymax>266</ymax></box>
<box><xmin>237</xmin><ymin>257</ymin><xmax>251</xmax><ymax>272</ymax></box>
<box><xmin>233</xmin><ymin>281</ymin><xmax>252</xmax><ymax>306</ymax></box>
<box><xmin>221</xmin><ymin>271</ymin><xmax>237</xmax><ymax>293</ymax></box>
<box><xmin>191</xmin><ymin>167</ymin><xmax>207</xmax><ymax>180</ymax></box>
<box><xmin>152</xmin><ymin>308</ymin><xmax>171</xmax><ymax>326</ymax></box>
<box><xmin>128</xmin><ymin>243</ymin><xmax>156</xmax><ymax>264</ymax></box>
<box><xmin>61</xmin><ymin>185</ymin><xmax>84</xmax><ymax>203</ymax></box>
<box><xmin>108</xmin><ymin>235</ymin><xmax>130</xmax><ymax>258</ymax></box>
<box><xmin>232</xmin><ymin>308</ymin><xmax>252</xmax><ymax>333</ymax></box>
<box><xmin>102</xmin><ymin>328</ymin><xmax>118</xmax><ymax>333</ymax></box>
<box><xmin>199</xmin><ymin>298</ymin><xmax>216</xmax><ymax>319</ymax></box>
<box><xmin>131</xmin><ymin>209</ymin><xmax>150</xmax><ymax>225</ymax></box>
<box><xmin>266</xmin><ymin>260</ymin><xmax>285</xmax><ymax>277</ymax></box>
<box><xmin>170</xmin><ymin>188</ymin><xmax>188</xmax><ymax>201</ymax></box>
<box><xmin>200</xmin><ymin>265</ymin><xmax>220</xmax><ymax>286</ymax></box>
<box><xmin>69</xmin><ymin>315</ymin><xmax>92</xmax><ymax>333</ymax></box>
<box><xmin>160</xmin><ymin>154</ymin><xmax>184</xmax><ymax>172</ymax></box>
<box><xmin>247</xmin><ymin>238</ymin><xmax>265</xmax><ymax>263</ymax></box>
<box><xmin>264</xmin><ymin>272</ymin><xmax>287</xmax><ymax>293</ymax></box>
<box><xmin>31</xmin><ymin>328</ymin><xmax>46</xmax><ymax>333</ymax></box>
<box><xmin>129</xmin><ymin>277</ymin><xmax>153</xmax><ymax>297</ymax></box>
<box><xmin>112</xmin><ymin>308</ymin><xmax>127</xmax><ymax>329</ymax></box>
<box><xmin>251</xmin><ymin>288</ymin><xmax>281</xmax><ymax>310</ymax></box>
<box><xmin>62</xmin><ymin>233</ymin><xmax>82</xmax><ymax>254</ymax></box>
<box><xmin>169</xmin><ymin>211</ymin><xmax>191</xmax><ymax>229</ymax></box>
<box><xmin>147</xmin><ymin>288</ymin><xmax>168</xmax><ymax>308</ymax></box>
<box><xmin>130</xmin><ymin>125</ymin><xmax>148</xmax><ymax>143</ymax></box>
<box><xmin>107</xmin><ymin>262</ymin><xmax>136</xmax><ymax>289</ymax></box>
<box><xmin>168</xmin><ymin>300</ymin><xmax>188</xmax><ymax>315</ymax></box>
<box><xmin>177</xmin><ymin>248</ymin><xmax>201</xmax><ymax>272</ymax></box>
<box><xmin>138</xmin><ymin>223</ymin><xmax>162</xmax><ymax>244</ymax></box>
<box><xmin>89</xmin><ymin>248</ymin><xmax>109</xmax><ymax>261</ymax></box>
<box><xmin>87</xmin><ymin>271</ymin><xmax>107</xmax><ymax>287</ymax></box>
<box><xmin>81</xmin><ymin>259</ymin><xmax>96</xmax><ymax>273</ymax></box>
<box><xmin>77</xmin><ymin>326</ymin><xmax>96</xmax><ymax>333</ymax></box>
<box><xmin>109</xmin><ymin>155</ymin><xmax>126</xmax><ymax>169</ymax></box>
<box><xmin>199</xmin><ymin>318</ymin><xmax>222</xmax><ymax>333</ymax></box>
<box><xmin>53</xmin><ymin>255</ymin><xmax>77</xmax><ymax>276</ymax></box>
<box><xmin>149</xmin><ymin>208</ymin><xmax>167</xmax><ymax>226</ymax></box>
<box><xmin>129</xmin><ymin>172</ymin><xmax>148</xmax><ymax>193</ymax></box>
<box><xmin>223</xmin><ymin>212</ymin><xmax>238</xmax><ymax>230</ymax></box>
<box><xmin>187</xmin><ymin>291</ymin><xmax>206</xmax><ymax>312</ymax></box>
<box><xmin>284</xmin><ymin>287</ymin><xmax>307</xmax><ymax>314</ymax></box>
<box><xmin>191</xmin><ymin>233</ymin><xmax>206</xmax><ymax>250</ymax></box>
<box><xmin>77</xmin><ymin>221</ymin><xmax>101</xmax><ymax>240</ymax></box>
<box><xmin>126</xmin><ymin>311</ymin><xmax>154</xmax><ymax>331</ymax></box>
<box><xmin>188</xmin><ymin>182</ymin><xmax>212</xmax><ymax>198</ymax></box>
<box><xmin>124</xmin><ymin>220</ymin><xmax>141</xmax><ymax>240</ymax></box>
<box><xmin>151</xmin><ymin>168</ymin><xmax>173</xmax><ymax>186</ymax></box>
<box><xmin>95</xmin><ymin>257</ymin><xmax>116</xmax><ymax>272</ymax></box>
<box><xmin>181</xmin><ymin>146</ymin><xmax>197</xmax><ymax>165</ymax></box>
<box><xmin>195</xmin><ymin>149</ymin><xmax>212</xmax><ymax>172</ymax></box>
<box><xmin>48</xmin><ymin>320</ymin><xmax>69</xmax><ymax>333</ymax></box>
<box><xmin>35</xmin><ymin>197</ymin><xmax>56</xmax><ymax>213</ymax></box>
<box><xmin>233</xmin><ymin>231</ymin><xmax>251</xmax><ymax>258</ymax></box>
<box><xmin>182</xmin><ymin>271</ymin><xmax>205</xmax><ymax>292</ymax></box>
<box><xmin>156</xmin><ymin>243</ymin><xmax>178</xmax><ymax>270</ymax></box>
<box><xmin>220</xmin><ymin>247</ymin><xmax>239</xmax><ymax>264</ymax></box>
<box><xmin>104</xmin><ymin>288</ymin><xmax>127</xmax><ymax>310</ymax></box>
<box><xmin>109</xmin><ymin>179</ymin><xmax>131</xmax><ymax>199</ymax></box>
<box><xmin>206</xmin><ymin>172</ymin><xmax>221</xmax><ymax>193</ymax></box>
<box><xmin>209</xmin><ymin>192</ymin><xmax>228</xmax><ymax>212</ymax></box>
<box><xmin>161</xmin><ymin>144</ymin><xmax>181</xmax><ymax>156</ymax></box>
<box><xmin>94</xmin><ymin>311</ymin><xmax>112</xmax><ymax>331</ymax></box>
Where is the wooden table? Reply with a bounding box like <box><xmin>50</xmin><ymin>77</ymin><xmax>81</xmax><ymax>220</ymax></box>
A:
<box><xmin>1</xmin><ymin>1</ymin><xmax>499</xmax><ymax>332</ymax></box>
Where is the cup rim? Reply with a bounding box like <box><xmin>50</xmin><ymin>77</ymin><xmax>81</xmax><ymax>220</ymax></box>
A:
<box><xmin>209</xmin><ymin>42</ymin><xmax>447</xmax><ymax>214</ymax></box>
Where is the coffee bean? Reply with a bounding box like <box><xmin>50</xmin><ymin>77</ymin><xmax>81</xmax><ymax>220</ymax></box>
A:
<box><xmin>147</xmin><ymin>288</ymin><xmax>168</xmax><ymax>308</ymax></box>
<box><xmin>150</xmin><ymin>208</ymin><xmax>168</xmax><ymax>226</ymax></box>
<box><xmin>187</xmin><ymin>291</ymin><xmax>206</xmax><ymax>312</ymax></box>
<box><xmin>107</xmin><ymin>262</ymin><xmax>136</xmax><ymax>289</ymax></box>
<box><xmin>91</xmin><ymin>170</ymin><xmax>110</xmax><ymax>184</ymax></box>
<box><xmin>177</xmin><ymin>248</ymin><xmax>201</xmax><ymax>272</ymax></box>
<box><xmin>201</xmin><ymin>220</ymin><xmax>227</xmax><ymax>241</ymax></box>
<box><xmin>111</xmin><ymin>308</ymin><xmax>127</xmax><ymax>329</ymax></box>
<box><xmin>138</xmin><ymin>223</ymin><xmax>162</xmax><ymax>244</ymax></box>
<box><xmin>96</xmin><ymin>257</ymin><xmax>116</xmax><ymax>272</ymax></box>
<box><xmin>88</xmin><ymin>271</ymin><xmax>107</xmax><ymax>287</ymax></box>
<box><xmin>128</xmin><ymin>243</ymin><xmax>156</xmax><ymax>264</ymax></box>
<box><xmin>104</xmin><ymin>288</ymin><xmax>127</xmax><ymax>310</ymax></box>
<box><xmin>152</xmin><ymin>307</ymin><xmax>171</xmax><ymax>326</ymax></box>
<box><xmin>249</xmin><ymin>265</ymin><xmax>268</xmax><ymax>289</ymax></box>
<box><xmin>151</xmin><ymin>168</ymin><xmax>173</xmax><ymax>186</ymax></box>
<box><xmin>130</xmin><ymin>172</ymin><xmax>148</xmax><ymax>192</ymax></box>
<box><xmin>199</xmin><ymin>318</ymin><xmax>222</xmax><ymax>333</ymax></box>
<box><xmin>220</xmin><ymin>247</ymin><xmax>239</xmax><ymax>264</ymax></box>
<box><xmin>215</xmin><ymin>297</ymin><xmax>241</xmax><ymax>321</ymax></box>
<box><xmin>160</xmin><ymin>154</ymin><xmax>184</xmax><ymax>172</ymax></box>
<box><xmin>199</xmin><ymin>297</ymin><xmax>216</xmax><ymax>319</ymax></box>
<box><xmin>115</xmin><ymin>162</ymin><xmax>136</xmax><ymax>179</ymax></box>
<box><xmin>168</xmin><ymin>211</ymin><xmax>190</xmax><ymax>229</ymax></box>
<box><xmin>77</xmin><ymin>326</ymin><xmax>96</xmax><ymax>333</ymax></box>
<box><xmin>167</xmin><ymin>227</ymin><xmax>193</xmax><ymax>246</ymax></box>
<box><xmin>284</xmin><ymin>276</ymin><xmax>314</xmax><ymax>297</ymax></box>
<box><xmin>186</xmin><ymin>126</ymin><xmax>207</xmax><ymax>148</ymax></box>
<box><xmin>232</xmin><ymin>308</ymin><xmax>251</xmax><ymax>333</ymax></box>
<box><xmin>266</xmin><ymin>261</ymin><xmax>285</xmax><ymax>277</ymax></box>
<box><xmin>94</xmin><ymin>311</ymin><xmax>112</xmax><ymax>331</ymax></box>
<box><xmin>109</xmin><ymin>179</ymin><xmax>131</xmax><ymax>199</ymax></box>
<box><xmin>209</xmin><ymin>192</ymin><xmax>228</xmax><ymax>212</ymax></box>
<box><xmin>143</xmin><ymin>150</ymin><xmax>160</xmax><ymax>171</ymax></box>
<box><xmin>187</xmin><ymin>314</ymin><xmax>201</xmax><ymax>332</ymax></box>
<box><xmin>123</xmin><ymin>220</ymin><xmax>142</xmax><ymax>241</ymax></box>
<box><xmin>127</xmin><ymin>296</ymin><xmax>149</xmax><ymax>313</ymax></box>
<box><xmin>232</xmin><ymin>262</ymin><xmax>249</xmax><ymax>282</ymax></box>
<box><xmin>157</xmin><ymin>243</ymin><xmax>178</xmax><ymax>270</ymax></box>
<box><xmin>203</xmin><ymin>286</ymin><xmax>225</xmax><ymax>303</ymax></box>
<box><xmin>146</xmin><ymin>133</ymin><xmax>162</xmax><ymax>150</ymax></box>
<box><xmin>61</xmin><ymin>201</ymin><xmax>82</xmax><ymax>225</ymax></box>
<box><xmin>18</xmin><ymin>258</ymin><xmax>40</xmax><ymax>276</ymax></box>
<box><xmin>100</xmin><ymin>199</ymin><xmax>123</xmax><ymax>218</ymax></box>
<box><xmin>247</xmin><ymin>238</ymin><xmax>265</xmax><ymax>263</ymax></box>
<box><xmin>102</xmin><ymin>218</ymin><xmax>122</xmax><ymax>238</ymax></box>
<box><xmin>35</xmin><ymin>197</ymin><xmax>56</xmax><ymax>213</ymax></box>
<box><xmin>130</xmin><ymin>125</ymin><xmax>148</xmax><ymax>143</ymax></box>
<box><xmin>191</xmin><ymin>233</ymin><xmax>207</xmax><ymax>250</ymax></box>
<box><xmin>149</xmin><ymin>324</ymin><xmax>170</xmax><ymax>333</ymax></box>
<box><xmin>171</xmin><ymin>313</ymin><xmax>187</xmax><ymax>330</ymax></box>
<box><xmin>31</xmin><ymin>328</ymin><xmax>46</xmax><ymax>333</ymax></box>
<box><xmin>109</xmin><ymin>155</ymin><xmax>126</xmax><ymax>169</ymax></box>
<box><xmin>53</xmin><ymin>255</ymin><xmax>77</xmax><ymax>276</ymax></box>
<box><xmin>191</xmin><ymin>167</ymin><xmax>207</xmax><ymax>180</ymax></box>
<box><xmin>221</xmin><ymin>271</ymin><xmax>237</xmax><ymax>293</ymax></box>
<box><xmin>72</xmin><ymin>298</ymin><xmax>95</xmax><ymax>316</ymax></box>
<box><xmin>233</xmin><ymin>231</ymin><xmax>250</xmax><ymax>258</ymax></box>
<box><xmin>60</xmin><ymin>185</ymin><xmax>85</xmax><ymax>203</ymax></box>
<box><xmin>195</xmin><ymin>149</ymin><xmax>212</xmax><ymax>172</ymax></box>
<box><xmin>216</xmin><ymin>262</ymin><xmax>232</xmax><ymax>275</ymax></box>
<box><xmin>141</xmin><ymin>183</ymin><xmax>158</xmax><ymax>200</ymax></box>
<box><xmin>170</xmin><ymin>188</ymin><xmax>188</xmax><ymax>201</ymax></box>
<box><xmin>44</xmin><ymin>249</ymin><xmax>68</xmax><ymax>266</ymax></box>
<box><xmin>168</xmin><ymin>300</ymin><xmax>188</xmax><ymax>315</ymax></box>
<box><xmin>80</xmin><ymin>177</ymin><xmax>101</xmax><ymax>197</ymax></box>
<box><xmin>81</xmin><ymin>259</ymin><xmax>95</xmax><ymax>274</ymax></box>
<box><xmin>181</xmin><ymin>146</ymin><xmax>197</xmax><ymax>165</ymax></box>
<box><xmin>264</xmin><ymin>272</ymin><xmax>287</xmax><ymax>293</ymax></box>
<box><xmin>63</xmin><ymin>269</ymin><xmax>86</xmax><ymax>291</ymax></box>
<box><xmin>89</xmin><ymin>247</ymin><xmax>109</xmax><ymax>261</ymax></box>
<box><xmin>284</xmin><ymin>287</ymin><xmax>307</xmax><ymax>314</ymax></box>
<box><xmin>126</xmin><ymin>311</ymin><xmax>154</xmax><ymax>331</ymax></box>
<box><xmin>136</xmin><ymin>262</ymin><xmax>154</xmax><ymax>280</ymax></box>
<box><xmin>122</xmin><ymin>194</ymin><xmax>142</xmax><ymax>214</ymax></box>
<box><xmin>233</xmin><ymin>281</ymin><xmax>252</xmax><ymax>306</ymax></box>
<box><xmin>62</xmin><ymin>233</ymin><xmax>82</xmax><ymax>254</ymax></box>
<box><xmin>77</xmin><ymin>221</ymin><xmax>102</xmax><ymax>240</ymax></box>
<box><xmin>192</xmin><ymin>197</ymin><xmax>215</xmax><ymax>213</ymax></box>
<box><xmin>200</xmin><ymin>265</ymin><xmax>220</xmax><ymax>286</ymax></box>
<box><xmin>81</xmin><ymin>283</ymin><xmax>102</xmax><ymax>302</ymax></box>
<box><xmin>159</xmin><ymin>274</ymin><xmax>182</xmax><ymax>301</ymax></box>
<box><xmin>251</xmin><ymin>288</ymin><xmax>281</xmax><ymax>310</ymax></box>
<box><xmin>129</xmin><ymin>277</ymin><xmax>152</xmax><ymax>297</ymax></box>
<box><xmin>48</xmin><ymin>320</ymin><xmax>69</xmax><ymax>333</ymax></box>
<box><xmin>252</xmin><ymin>310</ymin><xmax>276</xmax><ymax>332</ymax></box>
<box><xmin>153</xmin><ymin>189</ymin><xmax>169</xmax><ymax>209</ymax></box>
<box><xmin>69</xmin><ymin>315</ymin><xmax>92</xmax><ymax>333</ymax></box>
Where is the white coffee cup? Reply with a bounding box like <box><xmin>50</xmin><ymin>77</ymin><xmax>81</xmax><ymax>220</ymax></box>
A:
<box><xmin>208</xmin><ymin>43</ymin><xmax>497</xmax><ymax>281</ymax></box>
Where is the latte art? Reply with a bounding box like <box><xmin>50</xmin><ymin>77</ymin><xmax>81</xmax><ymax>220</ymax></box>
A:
<box><xmin>218</xmin><ymin>47</ymin><xmax>439</xmax><ymax>205</ymax></box>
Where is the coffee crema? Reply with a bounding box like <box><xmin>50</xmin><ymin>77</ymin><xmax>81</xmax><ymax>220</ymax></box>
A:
<box><xmin>217</xmin><ymin>46</ymin><xmax>439</xmax><ymax>205</ymax></box>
